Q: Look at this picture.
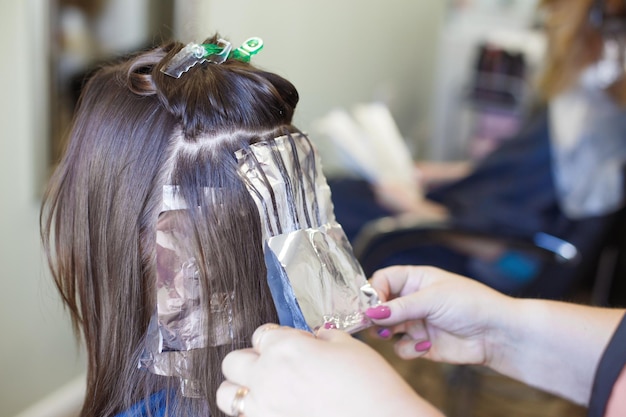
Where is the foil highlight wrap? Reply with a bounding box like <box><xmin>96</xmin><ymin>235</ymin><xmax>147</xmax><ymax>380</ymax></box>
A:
<box><xmin>265</xmin><ymin>225</ymin><xmax>376</xmax><ymax>333</ymax></box>
<box><xmin>236</xmin><ymin>133</ymin><xmax>379</xmax><ymax>333</ymax></box>
<box><xmin>140</xmin><ymin>187</ymin><xmax>235</xmax><ymax>395</ymax></box>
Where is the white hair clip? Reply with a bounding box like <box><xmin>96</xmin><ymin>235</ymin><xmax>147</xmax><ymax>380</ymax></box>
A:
<box><xmin>161</xmin><ymin>39</ymin><xmax>232</xmax><ymax>78</ymax></box>
<box><xmin>161</xmin><ymin>37</ymin><xmax>264</xmax><ymax>78</ymax></box>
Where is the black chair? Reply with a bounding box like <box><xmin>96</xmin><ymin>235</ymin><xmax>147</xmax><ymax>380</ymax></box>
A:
<box><xmin>351</xmin><ymin>211</ymin><xmax>622</xmax><ymax>301</ymax></box>
<box><xmin>352</xmin><ymin>217</ymin><xmax>581</xmax><ymax>282</ymax></box>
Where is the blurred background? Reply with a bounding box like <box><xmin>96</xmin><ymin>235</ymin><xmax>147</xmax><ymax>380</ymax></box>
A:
<box><xmin>0</xmin><ymin>0</ymin><xmax>546</xmax><ymax>416</ymax></box>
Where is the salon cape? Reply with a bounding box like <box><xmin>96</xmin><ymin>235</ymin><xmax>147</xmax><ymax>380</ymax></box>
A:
<box><xmin>588</xmin><ymin>313</ymin><xmax>626</xmax><ymax>417</ymax></box>
<box><xmin>549</xmin><ymin>83</ymin><xmax>626</xmax><ymax>219</ymax></box>
<box><xmin>112</xmin><ymin>391</ymin><xmax>168</xmax><ymax>417</ymax></box>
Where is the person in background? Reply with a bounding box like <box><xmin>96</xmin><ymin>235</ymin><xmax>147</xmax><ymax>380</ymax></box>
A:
<box><xmin>330</xmin><ymin>0</ymin><xmax>626</xmax><ymax>297</ymax></box>
<box><xmin>217</xmin><ymin>265</ymin><xmax>626</xmax><ymax>417</ymax></box>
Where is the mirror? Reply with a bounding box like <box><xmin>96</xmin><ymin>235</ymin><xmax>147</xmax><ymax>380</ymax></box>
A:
<box><xmin>49</xmin><ymin>0</ymin><xmax>175</xmax><ymax>164</ymax></box>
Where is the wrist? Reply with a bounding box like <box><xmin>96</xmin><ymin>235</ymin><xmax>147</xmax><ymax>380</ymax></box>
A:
<box><xmin>483</xmin><ymin>297</ymin><xmax>624</xmax><ymax>403</ymax></box>
<box><xmin>483</xmin><ymin>293</ymin><xmax>523</xmax><ymax>371</ymax></box>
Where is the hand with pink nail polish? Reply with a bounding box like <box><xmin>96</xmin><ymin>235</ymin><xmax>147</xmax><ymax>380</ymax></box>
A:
<box><xmin>365</xmin><ymin>265</ymin><xmax>626</xmax><ymax>408</ymax></box>
<box><xmin>218</xmin><ymin>265</ymin><xmax>626</xmax><ymax>415</ymax></box>
<box><xmin>365</xmin><ymin>265</ymin><xmax>512</xmax><ymax>364</ymax></box>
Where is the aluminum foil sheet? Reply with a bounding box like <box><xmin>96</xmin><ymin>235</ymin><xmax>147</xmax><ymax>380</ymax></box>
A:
<box><xmin>237</xmin><ymin>133</ymin><xmax>379</xmax><ymax>333</ymax></box>
<box><xmin>140</xmin><ymin>187</ymin><xmax>235</xmax><ymax>393</ymax></box>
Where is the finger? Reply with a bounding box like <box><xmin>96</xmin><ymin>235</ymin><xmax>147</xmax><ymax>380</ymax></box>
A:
<box><xmin>250</xmin><ymin>323</ymin><xmax>281</xmax><ymax>352</ymax></box>
<box><xmin>369</xmin><ymin>265</ymin><xmax>427</xmax><ymax>298</ymax></box>
<box><xmin>403</xmin><ymin>318</ymin><xmax>430</xmax><ymax>341</ymax></box>
<box><xmin>216</xmin><ymin>380</ymin><xmax>248</xmax><ymax>417</ymax></box>
<box><xmin>393</xmin><ymin>319</ymin><xmax>431</xmax><ymax>359</ymax></box>
<box><xmin>369</xmin><ymin>325</ymin><xmax>393</xmax><ymax>340</ymax></box>
<box><xmin>314</xmin><ymin>327</ymin><xmax>352</xmax><ymax>342</ymax></box>
<box><xmin>367</xmin><ymin>322</ymin><xmax>414</xmax><ymax>340</ymax></box>
<box><xmin>251</xmin><ymin>324</ymin><xmax>314</xmax><ymax>353</ymax></box>
<box><xmin>394</xmin><ymin>334</ymin><xmax>433</xmax><ymax>360</ymax></box>
<box><xmin>367</xmin><ymin>289</ymin><xmax>433</xmax><ymax>327</ymax></box>
<box><xmin>221</xmin><ymin>348</ymin><xmax>258</xmax><ymax>383</ymax></box>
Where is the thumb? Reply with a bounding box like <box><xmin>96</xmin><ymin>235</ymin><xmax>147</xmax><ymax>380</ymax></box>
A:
<box><xmin>314</xmin><ymin>328</ymin><xmax>352</xmax><ymax>342</ymax></box>
<box><xmin>367</xmin><ymin>290</ymin><xmax>432</xmax><ymax>326</ymax></box>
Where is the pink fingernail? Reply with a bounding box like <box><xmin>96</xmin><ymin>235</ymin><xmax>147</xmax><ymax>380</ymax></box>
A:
<box><xmin>377</xmin><ymin>328</ymin><xmax>392</xmax><ymax>339</ymax></box>
<box><xmin>323</xmin><ymin>322</ymin><xmax>337</xmax><ymax>330</ymax></box>
<box><xmin>366</xmin><ymin>305</ymin><xmax>391</xmax><ymax>319</ymax></box>
<box><xmin>415</xmin><ymin>340</ymin><xmax>432</xmax><ymax>352</ymax></box>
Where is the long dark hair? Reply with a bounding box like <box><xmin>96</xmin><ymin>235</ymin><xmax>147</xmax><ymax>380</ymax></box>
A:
<box><xmin>41</xmin><ymin>34</ymin><xmax>296</xmax><ymax>416</ymax></box>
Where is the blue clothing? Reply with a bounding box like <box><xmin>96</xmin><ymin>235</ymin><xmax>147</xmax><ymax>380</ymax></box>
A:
<box><xmin>114</xmin><ymin>391</ymin><xmax>168</xmax><ymax>417</ymax></box>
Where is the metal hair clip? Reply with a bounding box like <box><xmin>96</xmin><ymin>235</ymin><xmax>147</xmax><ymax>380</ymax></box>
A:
<box><xmin>161</xmin><ymin>37</ymin><xmax>264</xmax><ymax>78</ymax></box>
<box><xmin>161</xmin><ymin>38</ymin><xmax>232</xmax><ymax>78</ymax></box>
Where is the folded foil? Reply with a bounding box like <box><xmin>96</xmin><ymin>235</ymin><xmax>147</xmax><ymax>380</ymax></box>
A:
<box><xmin>140</xmin><ymin>188</ymin><xmax>236</xmax><ymax>391</ymax></box>
<box><xmin>237</xmin><ymin>133</ymin><xmax>379</xmax><ymax>333</ymax></box>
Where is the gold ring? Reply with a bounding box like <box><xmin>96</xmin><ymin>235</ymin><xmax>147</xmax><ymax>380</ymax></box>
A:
<box><xmin>231</xmin><ymin>386</ymin><xmax>249</xmax><ymax>417</ymax></box>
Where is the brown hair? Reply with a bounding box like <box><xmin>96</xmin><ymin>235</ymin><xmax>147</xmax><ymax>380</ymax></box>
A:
<box><xmin>40</xmin><ymin>35</ymin><xmax>297</xmax><ymax>416</ymax></box>
<box><xmin>538</xmin><ymin>0</ymin><xmax>626</xmax><ymax>104</ymax></box>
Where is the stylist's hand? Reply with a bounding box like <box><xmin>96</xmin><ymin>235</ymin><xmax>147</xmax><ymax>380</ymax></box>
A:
<box><xmin>216</xmin><ymin>324</ymin><xmax>444</xmax><ymax>417</ymax></box>
<box><xmin>366</xmin><ymin>265</ymin><xmax>514</xmax><ymax>367</ymax></box>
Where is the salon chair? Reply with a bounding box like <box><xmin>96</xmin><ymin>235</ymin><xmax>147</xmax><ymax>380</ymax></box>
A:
<box><xmin>353</xmin><ymin>216</ymin><xmax>580</xmax><ymax>285</ymax></box>
<box><xmin>351</xmin><ymin>210</ymin><xmax>619</xmax><ymax>301</ymax></box>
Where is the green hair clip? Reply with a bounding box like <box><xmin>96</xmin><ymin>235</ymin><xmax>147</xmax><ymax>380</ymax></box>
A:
<box><xmin>230</xmin><ymin>37</ymin><xmax>264</xmax><ymax>63</ymax></box>
<box><xmin>161</xmin><ymin>37</ymin><xmax>264</xmax><ymax>78</ymax></box>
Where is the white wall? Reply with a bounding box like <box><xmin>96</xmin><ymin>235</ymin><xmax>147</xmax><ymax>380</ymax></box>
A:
<box><xmin>197</xmin><ymin>0</ymin><xmax>446</xmax><ymax>156</ymax></box>
<box><xmin>0</xmin><ymin>1</ymin><xmax>445</xmax><ymax>415</ymax></box>
<box><xmin>0</xmin><ymin>2</ymin><xmax>85</xmax><ymax>416</ymax></box>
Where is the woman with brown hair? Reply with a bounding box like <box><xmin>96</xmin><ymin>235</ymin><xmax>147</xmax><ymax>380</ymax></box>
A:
<box><xmin>40</xmin><ymin>34</ymin><xmax>372</xmax><ymax>417</ymax></box>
